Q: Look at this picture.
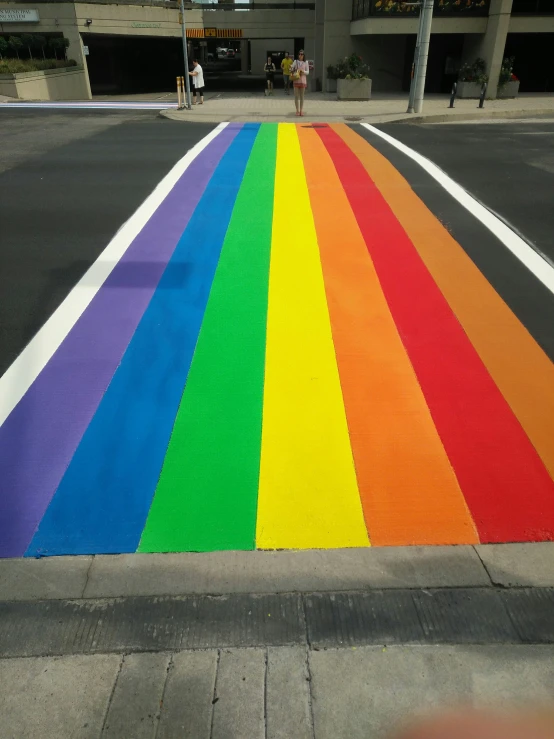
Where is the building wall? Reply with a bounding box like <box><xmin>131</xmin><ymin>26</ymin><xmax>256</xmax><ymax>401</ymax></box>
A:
<box><xmin>352</xmin><ymin>34</ymin><xmax>406</xmax><ymax>92</ymax></box>
<box><xmin>250</xmin><ymin>37</ymin><xmax>293</xmax><ymax>73</ymax></box>
<box><xmin>350</xmin><ymin>16</ymin><xmax>488</xmax><ymax>35</ymax></box>
<box><xmin>0</xmin><ymin>64</ymin><xmax>90</xmax><ymax>99</ymax></box>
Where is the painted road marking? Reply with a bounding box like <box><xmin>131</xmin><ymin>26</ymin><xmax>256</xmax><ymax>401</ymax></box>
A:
<box><xmin>0</xmin><ymin>123</ymin><xmax>232</xmax><ymax>557</ymax></box>
<box><xmin>256</xmin><ymin>124</ymin><xmax>369</xmax><ymax>550</ymax></box>
<box><xmin>1</xmin><ymin>122</ymin><xmax>553</xmax><ymax>556</ymax></box>
<box><xmin>361</xmin><ymin>123</ymin><xmax>554</xmax><ymax>295</ymax></box>
<box><xmin>1</xmin><ymin>102</ymin><xmax>178</xmax><ymax>110</ymax></box>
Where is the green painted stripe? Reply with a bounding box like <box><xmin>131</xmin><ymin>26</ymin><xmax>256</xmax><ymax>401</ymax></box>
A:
<box><xmin>138</xmin><ymin>123</ymin><xmax>277</xmax><ymax>553</ymax></box>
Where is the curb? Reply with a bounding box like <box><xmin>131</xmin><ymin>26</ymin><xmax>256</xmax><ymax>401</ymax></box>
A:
<box><xmin>1</xmin><ymin>543</ymin><xmax>553</xmax><ymax>602</ymax></box>
<box><xmin>159</xmin><ymin>107</ymin><xmax>554</xmax><ymax>125</ymax></box>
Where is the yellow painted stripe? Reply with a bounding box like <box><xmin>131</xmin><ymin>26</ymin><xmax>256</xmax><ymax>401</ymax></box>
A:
<box><xmin>256</xmin><ymin>124</ymin><xmax>370</xmax><ymax>549</ymax></box>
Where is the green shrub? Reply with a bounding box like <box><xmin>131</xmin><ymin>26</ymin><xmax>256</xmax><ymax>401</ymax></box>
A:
<box><xmin>458</xmin><ymin>58</ymin><xmax>488</xmax><ymax>84</ymax></box>
<box><xmin>499</xmin><ymin>56</ymin><xmax>515</xmax><ymax>87</ymax></box>
<box><xmin>0</xmin><ymin>58</ymin><xmax>77</xmax><ymax>74</ymax></box>
<box><xmin>335</xmin><ymin>53</ymin><xmax>370</xmax><ymax>80</ymax></box>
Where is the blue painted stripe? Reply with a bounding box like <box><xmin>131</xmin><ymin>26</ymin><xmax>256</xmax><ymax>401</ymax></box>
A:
<box><xmin>26</xmin><ymin>124</ymin><xmax>260</xmax><ymax>556</ymax></box>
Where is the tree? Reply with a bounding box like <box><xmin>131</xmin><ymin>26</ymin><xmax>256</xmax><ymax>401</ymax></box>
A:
<box><xmin>0</xmin><ymin>37</ymin><xmax>8</xmax><ymax>60</ymax></box>
<box><xmin>8</xmin><ymin>36</ymin><xmax>23</xmax><ymax>60</ymax></box>
<box><xmin>48</xmin><ymin>36</ymin><xmax>69</xmax><ymax>60</ymax></box>
<box><xmin>32</xmin><ymin>35</ymin><xmax>47</xmax><ymax>59</ymax></box>
<box><xmin>21</xmin><ymin>33</ymin><xmax>34</xmax><ymax>59</ymax></box>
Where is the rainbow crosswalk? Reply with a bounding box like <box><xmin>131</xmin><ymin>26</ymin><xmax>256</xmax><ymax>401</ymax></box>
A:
<box><xmin>1</xmin><ymin>122</ymin><xmax>554</xmax><ymax>557</ymax></box>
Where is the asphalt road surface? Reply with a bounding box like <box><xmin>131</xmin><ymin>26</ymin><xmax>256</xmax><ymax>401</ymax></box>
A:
<box><xmin>0</xmin><ymin>110</ymin><xmax>216</xmax><ymax>377</ymax></box>
<box><xmin>1</xmin><ymin>111</ymin><xmax>553</xmax><ymax>558</ymax></box>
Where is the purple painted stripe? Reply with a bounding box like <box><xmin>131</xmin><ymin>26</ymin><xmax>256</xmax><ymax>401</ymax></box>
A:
<box><xmin>0</xmin><ymin>124</ymin><xmax>240</xmax><ymax>558</ymax></box>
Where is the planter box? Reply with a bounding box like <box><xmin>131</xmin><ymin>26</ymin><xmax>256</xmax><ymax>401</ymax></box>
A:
<box><xmin>337</xmin><ymin>78</ymin><xmax>372</xmax><ymax>101</ymax></box>
<box><xmin>456</xmin><ymin>81</ymin><xmax>485</xmax><ymax>98</ymax></box>
<box><xmin>326</xmin><ymin>78</ymin><xmax>337</xmax><ymax>94</ymax></box>
<box><xmin>497</xmin><ymin>80</ymin><xmax>520</xmax><ymax>98</ymax></box>
<box><xmin>0</xmin><ymin>65</ymin><xmax>91</xmax><ymax>101</ymax></box>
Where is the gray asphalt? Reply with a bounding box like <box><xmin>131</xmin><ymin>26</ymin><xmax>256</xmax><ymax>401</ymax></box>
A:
<box><xmin>365</xmin><ymin>120</ymin><xmax>554</xmax><ymax>361</ymax></box>
<box><xmin>0</xmin><ymin>110</ymin><xmax>216</xmax><ymax>377</ymax></box>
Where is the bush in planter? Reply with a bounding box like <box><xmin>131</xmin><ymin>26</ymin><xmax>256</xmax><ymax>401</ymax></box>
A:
<box><xmin>0</xmin><ymin>58</ymin><xmax>77</xmax><ymax>74</ymax></box>
<box><xmin>335</xmin><ymin>54</ymin><xmax>371</xmax><ymax>100</ymax></box>
<box><xmin>335</xmin><ymin>53</ymin><xmax>370</xmax><ymax>81</ymax></box>
<box><xmin>499</xmin><ymin>56</ymin><xmax>515</xmax><ymax>87</ymax></box>
<box><xmin>0</xmin><ymin>37</ymin><xmax>8</xmax><ymax>60</ymax></box>
<box><xmin>458</xmin><ymin>57</ymin><xmax>488</xmax><ymax>85</ymax></box>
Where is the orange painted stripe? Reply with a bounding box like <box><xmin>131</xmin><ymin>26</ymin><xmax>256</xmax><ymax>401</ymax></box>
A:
<box><xmin>297</xmin><ymin>125</ymin><xmax>478</xmax><ymax>546</ymax></box>
<box><xmin>332</xmin><ymin>123</ymin><xmax>554</xmax><ymax>485</ymax></box>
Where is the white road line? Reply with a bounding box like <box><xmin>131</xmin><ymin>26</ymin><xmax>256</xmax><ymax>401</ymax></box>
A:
<box><xmin>1</xmin><ymin>102</ymin><xmax>178</xmax><ymax>110</ymax></box>
<box><xmin>361</xmin><ymin>122</ymin><xmax>554</xmax><ymax>296</ymax></box>
<box><xmin>0</xmin><ymin>122</ymin><xmax>229</xmax><ymax>428</ymax></box>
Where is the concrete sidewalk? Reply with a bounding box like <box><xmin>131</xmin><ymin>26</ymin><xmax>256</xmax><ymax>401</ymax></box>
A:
<box><xmin>160</xmin><ymin>91</ymin><xmax>554</xmax><ymax>124</ymax></box>
<box><xmin>2</xmin><ymin>645</ymin><xmax>554</xmax><ymax>739</ymax></box>
<box><xmin>1</xmin><ymin>545</ymin><xmax>554</xmax><ymax>737</ymax></box>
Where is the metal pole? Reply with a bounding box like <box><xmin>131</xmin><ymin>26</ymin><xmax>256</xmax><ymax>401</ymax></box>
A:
<box><xmin>413</xmin><ymin>0</ymin><xmax>434</xmax><ymax>115</ymax></box>
<box><xmin>478</xmin><ymin>81</ymin><xmax>487</xmax><ymax>108</ymax></box>
<box><xmin>179</xmin><ymin>0</ymin><xmax>192</xmax><ymax>110</ymax></box>
<box><xmin>449</xmin><ymin>81</ymin><xmax>456</xmax><ymax>108</ymax></box>
<box><xmin>407</xmin><ymin>2</ymin><xmax>425</xmax><ymax>114</ymax></box>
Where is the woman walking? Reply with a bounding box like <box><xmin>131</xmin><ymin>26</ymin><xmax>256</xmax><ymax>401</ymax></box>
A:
<box><xmin>189</xmin><ymin>59</ymin><xmax>205</xmax><ymax>105</ymax></box>
<box><xmin>290</xmin><ymin>50</ymin><xmax>309</xmax><ymax>116</ymax></box>
<box><xmin>264</xmin><ymin>56</ymin><xmax>276</xmax><ymax>95</ymax></box>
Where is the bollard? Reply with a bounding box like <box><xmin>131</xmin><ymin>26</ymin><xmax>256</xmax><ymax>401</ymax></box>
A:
<box><xmin>479</xmin><ymin>82</ymin><xmax>487</xmax><ymax>109</ymax></box>
<box><xmin>177</xmin><ymin>76</ymin><xmax>182</xmax><ymax>109</ymax></box>
<box><xmin>449</xmin><ymin>82</ymin><xmax>457</xmax><ymax>108</ymax></box>
<box><xmin>180</xmin><ymin>76</ymin><xmax>186</xmax><ymax>108</ymax></box>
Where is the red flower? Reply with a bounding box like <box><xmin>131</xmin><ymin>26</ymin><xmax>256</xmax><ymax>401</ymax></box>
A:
<box><xmin>511</xmin><ymin>73</ymin><xmax>519</xmax><ymax>81</ymax></box>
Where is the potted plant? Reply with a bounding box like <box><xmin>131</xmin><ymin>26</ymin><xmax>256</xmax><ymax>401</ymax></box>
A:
<box><xmin>457</xmin><ymin>57</ymin><xmax>488</xmax><ymax>98</ymax></box>
<box><xmin>497</xmin><ymin>56</ymin><xmax>519</xmax><ymax>98</ymax></box>
<box><xmin>326</xmin><ymin>64</ymin><xmax>338</xmax><ymax>94</ymax></box>
<box><xmin>336</xmin><ymin>53</ymin><xmax>371</xmax><ymax>101</ymax></box>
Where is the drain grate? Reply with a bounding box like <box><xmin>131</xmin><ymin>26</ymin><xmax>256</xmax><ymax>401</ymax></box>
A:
<box><xmin>345</xmin><ymin>116</ymin><xmax>362</xmax><ymax>122</ymax></box>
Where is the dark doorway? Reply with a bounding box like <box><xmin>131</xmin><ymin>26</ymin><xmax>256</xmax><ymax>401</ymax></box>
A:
<box><xmin>403</xmin><ymin>33</ymin><xmax>464</xmax><ymax>93</ymax></box>
<box><xmin>83</xmin><ymin>34</ymin><xmax>183</xmax><ymax>94</ymax></box>
<box><xmin>504</xmin><ymin>33</ymin><xmax>554</xmax><ymax>92</ymax></box>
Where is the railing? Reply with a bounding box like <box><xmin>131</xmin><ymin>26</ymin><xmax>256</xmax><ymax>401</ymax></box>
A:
<box><xmin>188</xmin><ymin>0</ymin><xmax>315</xmax><ymax>7</ymax></box>
<box><xmin>512</xmin><ymin>0</ymin><xmax>554</xmax><ymax>13</ymax></box>
<box><xmin>352</xmin><ymin>0</ymin><xmax>490</xmax><ymax>20</ymax></box>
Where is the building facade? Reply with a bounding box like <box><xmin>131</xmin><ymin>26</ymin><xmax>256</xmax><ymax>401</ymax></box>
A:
<box><xmin>1</xmin><ymin>0</ymin><xmax>553</xmax><ymax>98</ymax></box>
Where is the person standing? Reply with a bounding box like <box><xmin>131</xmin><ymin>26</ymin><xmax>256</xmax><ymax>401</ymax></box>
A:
<box><xmin>281</xmin><ymin>52</ymin><xmax>293</xmax><ymax>94</ymax></box>
<box><xmin>189</xmin><ymin>59</ymin><xmax>205</xmax><ymax>105</ymax></box>
<box><xmin>264</xmin><ymin>56</ymin><xmax>276</xmax><ymax>96</ymax></box>
<box><xmin>290</xmin><ymin>50</ymin><xmax>309</xmax><ymax>116</ymax></box>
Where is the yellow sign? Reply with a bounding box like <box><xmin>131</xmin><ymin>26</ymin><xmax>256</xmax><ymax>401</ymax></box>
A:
<box><xmin>205</xmin><ymin>27</ymin><xmax>217</xmax><ymax>37</ymax></box>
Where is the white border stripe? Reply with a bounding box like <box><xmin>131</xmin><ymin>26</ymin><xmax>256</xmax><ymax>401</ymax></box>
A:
<box><xmin>2</xmin><ymin>103</ymin><xmax>177</xmax><ymax>110</ymax></box>
<box><xmin>361</xmin><ymin>122</ymin><xmax>554</xmax><ymax>296</ymax></box>
<box><xmin>0</xmin><ymin>122</ymin><xmax>229</xmax><ymax>428</ymax></box>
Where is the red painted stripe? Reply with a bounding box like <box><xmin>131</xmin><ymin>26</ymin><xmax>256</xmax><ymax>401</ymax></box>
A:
<box><xmin>316</xmin><ymin>126</ymin><xmax>554</xmax><ymax>543</ymax></box>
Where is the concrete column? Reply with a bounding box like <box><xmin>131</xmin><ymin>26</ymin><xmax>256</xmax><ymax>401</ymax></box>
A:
<box><xmin>240</xmin><ymin>39</ymin><xmax>249</xmax><ymax>74</ymax></box>
<box><xmin>315</xmin><ymin>0</ymin><xmax>354</xmax><ymax>89</ymax></box>
<box><xmin>64</xmin><ymin>11</ymin><xmax>92</xmax><ymax>100</ymax></box>
<box><xmin>479</xmin><ymin>0</ymin><xmax>513</xmax><ymax>98</ymax></box>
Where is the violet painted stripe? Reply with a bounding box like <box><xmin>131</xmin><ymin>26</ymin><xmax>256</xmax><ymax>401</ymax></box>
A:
<box><xmin>0</xmin><ymin>124</ymin><xmax>239</xmax><ymax>558</ymax></box>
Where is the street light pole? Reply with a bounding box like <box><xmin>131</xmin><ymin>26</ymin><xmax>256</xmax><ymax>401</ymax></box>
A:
<box><xmin>413</xmin><ymin>0</ymin><xmax>434</xmax><ymax>114</ymax></box>
<box><xmin>179</xmin><ymin>0</ymin><xmax>192</xmax><ymax>109</ymax></box>
<box><xmin>407</xmin><ymin>2</ymin><xmax>425</xmax><ymax>113</ymax></box>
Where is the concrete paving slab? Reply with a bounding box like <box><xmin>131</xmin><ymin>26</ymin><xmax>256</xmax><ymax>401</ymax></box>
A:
<box><xmin>83</xmin><ymin>546</ymin><xmax>489</xmax><ymax>598</ymax></box>
<box><xmin>309</xmin><ymin>645</ymin><xmax>554</xmax><ymax>739</ymax></box>
<box><xmin>103</xmin><ymin>652</ymin><xmax>170</xmax><ymax>738</ymax></box>
<box><xmin>211</xmin><ymin>648</ymin><xmax>266</xmax><ymax>739</ymax></box>
<box><xmin>475</xmin><ymin>543</ymin><xmax>554</xmax><ymax>587</ymax></box>
<box><xmin>0</xmin><ymin>555</ymin><xmax>91</xmax><ymax>601</ymax></box>
<box><xmin>0</xmin><ymin>654</ymin><xmax>120</xmax><ymax>739</ymax></box>
<box><xmin>158</xmin><ymin>650</ymin><xmax>218</xmax><ymax>739</ymax></box>
<box><xmin>266</xmin><ymin>646</ymin><xmax>313</xmax><ymax>739</ymax></box>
